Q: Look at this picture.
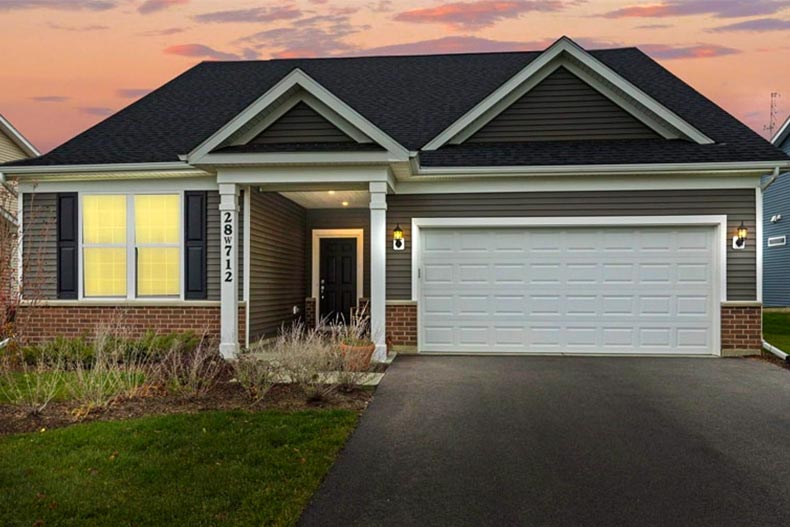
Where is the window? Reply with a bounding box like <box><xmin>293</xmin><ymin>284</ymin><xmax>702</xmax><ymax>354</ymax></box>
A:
<box><xmin>83</xmin><ymin>195</ymin><xmax>127</xmax><ymax>297</ymax></box>
<box><xmin>135</xmin><ymin>195</ymin><xmax>180</xmax><ymax>296</ymax></box>
<box><xmin>82</xmin><ymin>194</ymin><xmax>181</xmax><ymax>298</ymax></box>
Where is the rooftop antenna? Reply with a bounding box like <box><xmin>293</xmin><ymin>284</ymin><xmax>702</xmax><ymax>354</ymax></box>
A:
<box><xmin>764</xmin><ymin>92</ymin><xmax>781</xmax><ymax>138</ymax></box>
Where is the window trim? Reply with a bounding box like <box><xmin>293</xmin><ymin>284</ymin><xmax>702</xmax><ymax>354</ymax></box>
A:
<box><xmin>79</xmin><ymin>192</ymin><xmax>184</xmax><ymax>301</ymax></box>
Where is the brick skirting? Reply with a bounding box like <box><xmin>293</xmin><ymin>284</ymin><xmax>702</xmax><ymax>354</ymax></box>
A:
<box><xmin>721</xmin><ymin>304</ymin><xmax>762</xmax><ymax>356</ymax></box>
<box><xmin>304</xmin><ymin>298</ymin><xmax>317</xmax><ymax>328</ymax></box>
<box><xmin>386</xmin><ymin>302</ymin><xmax>417</xmax><ymax>348</ymax></box>
<box><xmin>15</xmin><ymin>304</ymin><xmax>246</xmax><ymax>345</ymax></box>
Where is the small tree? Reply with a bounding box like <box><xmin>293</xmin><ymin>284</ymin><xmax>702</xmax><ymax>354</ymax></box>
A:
<box><xmin>1</xmin><ymin>191</ymin><xmax>51</xmax><ymax>349</ymax></box>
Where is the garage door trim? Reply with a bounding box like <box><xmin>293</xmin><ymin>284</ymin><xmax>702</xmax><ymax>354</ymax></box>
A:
<box><xmin>411</xmin><ymin>215</ymin><xmax>727</xmax><ymax>355</ymax></box>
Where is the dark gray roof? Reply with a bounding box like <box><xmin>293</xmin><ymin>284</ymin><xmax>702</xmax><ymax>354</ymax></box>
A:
<box><xmin>6</xmin><ymin>47</ymin><xmax>789</xmax><ymax>168</ymax></box>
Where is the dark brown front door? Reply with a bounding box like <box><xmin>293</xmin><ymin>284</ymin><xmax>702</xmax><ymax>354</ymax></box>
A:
<box><xmin>320</xmin><ymin>238</ymin><xmax>357</xmax><ymax>323</ymax></box>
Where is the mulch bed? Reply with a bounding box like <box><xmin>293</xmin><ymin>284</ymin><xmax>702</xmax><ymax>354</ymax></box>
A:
<box><xmin>0</xmin><ymin>378</ymin><xmax>373</xmax><ymax>436</ymax></box>
<box><xmin>750</xmin><ymin>350</ymin><xmax>790</xmax><ymax>371</ymax></box>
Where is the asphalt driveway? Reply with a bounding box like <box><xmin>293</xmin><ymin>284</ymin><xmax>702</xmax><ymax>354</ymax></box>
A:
<box><xmin>299</xmin><ymin>356</ymin><xmax>790</xmax><ymax>526</ymax></box>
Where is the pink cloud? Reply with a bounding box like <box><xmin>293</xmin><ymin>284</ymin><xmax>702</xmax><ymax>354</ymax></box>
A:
<box><xmin>394</xmin><ymin>0</ymin><xmax>564</xmax><ymax>31</ymax></box>
<box><xmin>0</xmin><ymin>0</ymin><xmax>117</xmax><ymax>11</ymax></box>
<box><xmin>116</xmin><ymin>88</ymin><xmax>151</xmax><ymax>98</ymax></box>
<box><xmin>30</xmin><ymin>95</ymin><xmax>70</xmax><ymax>102</ymax></box>
<box><xmin>138</xmin><ymin>0</ymin><xmax>188</xmax><ymax>15</ymax></box>
<box><xmin>603</xmin><ymin>1</ymin><xmax>790</xmax><ymax>19</ymax></box>
<box><xmin>138</xmin><ymin>27</ymin><xmax>186</xmax><ymax>36</ymax></box>
<box><xmin>164</xmin><ymin>43</ymin><xmax>238</xmax><ymax>61</ymax></box>
<box><xmin>79</xmin><ymin>106</ymin><xmax>114</xmax><ymax>116</ymax></box>
<box><xmin>639</xmin><ymin>43</ymin><xmax>740</xmax><ymax>59</ymax></box>
<box><xmin>193</xmin><ymin>6</ymin><xmax>302</xmax><ymax>23</ymax></box>
<box><xmin>709</xmin><ymin>18</ymin><xmax>790</xmax><ymax>32</ymax></box>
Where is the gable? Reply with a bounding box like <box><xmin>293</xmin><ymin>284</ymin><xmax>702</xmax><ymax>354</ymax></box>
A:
<box><xmin>468</xmin><ymin>67</ymin><xmax>660</xmax><ymax>143</ymax></box>
<box><xmin>0</xmin><ymin>129</ymin><xmax>27</xmax><ymax>163</ymax></box>
<box><xmin>249</xmin><ymin>101</ymin><xmax>354</xmax><ymax>145</ymax></box>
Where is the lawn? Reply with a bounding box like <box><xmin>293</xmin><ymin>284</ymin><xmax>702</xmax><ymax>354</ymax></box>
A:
<box><xmin>0</xmin><ymin>410</ymin><xmax>357</xmax><ymax>527</ymax></box>
<box><xmin>763</xmin><ymin>312</ymin><xmax>790</xmax><ymax>351</ymax></box>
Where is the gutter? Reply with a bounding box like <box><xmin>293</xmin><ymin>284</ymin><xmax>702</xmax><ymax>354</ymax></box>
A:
<box><xmin>762</xmin><ymin>339</ymin><xmax>790</xmax><ymax>362</ymax></box>
<box><xmin>761</xmin><ymin>167</ymin><xmax>790</xmax><ymax>192</ymax></box>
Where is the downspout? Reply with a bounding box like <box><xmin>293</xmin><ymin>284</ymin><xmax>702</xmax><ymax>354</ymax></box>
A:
<box><xmin>763</xmin><ymin>339</ymin><xmax>789</xmax><ymax>362</ymax></box>
<box><xmin>760</xmin><ymin>167</ymin><xmax>790</xmax><ymax>362</ymax></box>
<box><xmin>761</xmin><ymin>167</ymin><xmax>790</xmax><ymax>192</ymax></box>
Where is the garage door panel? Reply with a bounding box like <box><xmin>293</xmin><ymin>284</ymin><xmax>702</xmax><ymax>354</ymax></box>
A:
<box><xmin>419</xmin><ymin>226</ymin><xmax>717</xmax><ymax>355</ymax></box>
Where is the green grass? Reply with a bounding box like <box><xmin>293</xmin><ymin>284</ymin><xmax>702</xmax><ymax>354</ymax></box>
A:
<box><xmin>763</xmin><ymin>312</ymin><xmax>790</xmax><ymax>352</ymax></box>
<box><xmin>0</xmin><ymin>410</ymin><xmax>357</xmax><ymax>527</ymax></box>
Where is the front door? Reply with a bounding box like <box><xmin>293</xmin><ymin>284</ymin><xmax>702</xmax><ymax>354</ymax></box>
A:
<box><xmin>320</xmin><ymin>238</ymin><xmax>357</xmax><ymax>323</ymax></box>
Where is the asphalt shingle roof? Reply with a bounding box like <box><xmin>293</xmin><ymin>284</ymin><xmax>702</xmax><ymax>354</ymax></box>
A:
<box><xmin>6</xmin><ymin>48</ymin><xmax>788</xmax><ymax>168</ymax></box>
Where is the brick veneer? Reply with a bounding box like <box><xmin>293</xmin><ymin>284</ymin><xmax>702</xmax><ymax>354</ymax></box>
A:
<box><xmin>721</xmin><ymin>304</ymin><xmax>762</xmax><ymax>355</ymax></box>
<box><xmin>15</xmin><ymin>304</ymin><xmax>246</xmax><ymax>345</ymax></box>
<box><xmin>386</xmin><ymin>302</ymin><xmax>417</xmax><ymax>348</ymax></box>
<box><xmin>304</xmin><ymin>297</ymin><xmax>317</xmax><ymax>328</ymax></box>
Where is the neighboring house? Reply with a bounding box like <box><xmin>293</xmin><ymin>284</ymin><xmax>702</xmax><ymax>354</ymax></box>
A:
<box><xmin>3</xmin><ymin>37</ymin><xmax>789</xmax><ymax>359</ymax></box>
<box><xmin>0</xmin><ymin>113</ymin><xmax>39</xmax><ymax>224</ymax></box>
<box><xmin>764</xmin><ymin>114</ymin><xmax>790</xmax><ymax>306</ymax></box>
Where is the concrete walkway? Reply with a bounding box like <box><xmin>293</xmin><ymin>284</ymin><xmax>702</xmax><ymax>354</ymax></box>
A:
<box><xmin>299</xmin><ymin>356</ymin><xmax>790</xmax><ymax>526</ymax></box>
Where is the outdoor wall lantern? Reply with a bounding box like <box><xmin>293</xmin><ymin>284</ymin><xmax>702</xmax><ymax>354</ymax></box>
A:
<box><xmin>393</xmin><ymin>224</ymin><xmax>405</xmax><ymax>251</ymax></box>
<box><xmin>732</xmin><ymin>221</ymin><xmax>748</xmax><ymax>249</ymax></box>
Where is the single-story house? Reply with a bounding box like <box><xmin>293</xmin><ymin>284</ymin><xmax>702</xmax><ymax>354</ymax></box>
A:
<box><xmin>2</xmin><ymin>37</ymin><xmax>789</xmax><ymax>360</ymax></box>
<box><xmin>763</xmin><ymin>113</ymin><xmax>790</xmax><ymax>307</ymax></box>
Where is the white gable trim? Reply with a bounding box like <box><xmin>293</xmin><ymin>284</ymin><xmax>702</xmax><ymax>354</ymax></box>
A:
<box><xmin>231</xmin><ymin>92</ymin><xmax>372</xmax><ymax>145</ymax></box>
<box><xmin>423</xmin><ymin>37</ymin><xmax>714</xmax><ymax>150</ymax></box>
<box><xmin>187</xmin><ymin>68</ymin><xmax>409</xmax><ymax>163</ymax></box>
<box><xmin>0</xmin><ymin>113</ymin><xmax>39</xmax><ymax>157</ymax></box>
<box><xmin>772</xmin><ymin>113</ymin><xmax>790</xmax><ymax>148</ymax></box>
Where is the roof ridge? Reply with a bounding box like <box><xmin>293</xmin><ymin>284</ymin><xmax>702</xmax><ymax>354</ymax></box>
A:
<box><xmin>199</xmin><ymin>47</ymin><xmax>641</xmax><ymax>66</ymax></box>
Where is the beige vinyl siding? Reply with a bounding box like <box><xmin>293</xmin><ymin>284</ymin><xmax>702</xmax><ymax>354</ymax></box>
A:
<box><xmin>0</xmin><ymin>130</ymin><xmax>26</xmax><ymax>163</ymax></box>
<box><xmin>387</xmin><ymin>189</ymin><xmax>756</xmax><ymax>301</ymax></box>
<box><xmin>305</xmin><ymin>208</ymin><xmax>371</xmax><ymax>300</ymax></box>
<box><xmin>250</xmin><ymin>102</ymin><xmax>353</xmax><ymax>144</ymax></box>
<box><xmin>207</xmin><ymin>191</ymin><xmax>244</xmax><ymax>301</ymax></box>
<box><xmin>248</xmin><ymin>190</ymin><xmax>307</xmax><ymax>340</ymax></box>
<box><xmin>22</xmin><ymin>193</ymin><xmax>57</xmax><ymax>299</ymax></box>
<box><xmin>468</xmin><ymin>67</ymin><xmax>660</xmax><ymax>142</ymax></box>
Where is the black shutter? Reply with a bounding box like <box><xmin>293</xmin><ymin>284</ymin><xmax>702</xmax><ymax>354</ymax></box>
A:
<box><xmin>56</xmin><ymin>193</ymin><xmax>78</xmax><ymax>299</ymax></box>
<box><xmin>184</xmin><ymin>191</ymin><xmax>208</xmax><ymax>299</ymax></box>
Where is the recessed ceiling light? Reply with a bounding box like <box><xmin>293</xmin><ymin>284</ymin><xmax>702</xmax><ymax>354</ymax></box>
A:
<box><xmin>342</xmin><ymin>201</ymin><xmax>349</xmax><ymax>207</ymax></box>
<box><xmin>328</xmin><ymin>190</ymin><xmax>336</xmax><ymax>195</ymax></box>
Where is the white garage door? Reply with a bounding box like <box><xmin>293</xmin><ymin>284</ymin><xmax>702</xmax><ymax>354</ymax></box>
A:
<box><xmin>419</xmin><ymin>225</ymin><xmax>718</xmax><ymax>355</ymax></box>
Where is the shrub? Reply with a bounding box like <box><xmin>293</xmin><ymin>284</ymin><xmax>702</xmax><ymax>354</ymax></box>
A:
<box><xmin>0</xmin><ymin>350</ymin><xmax>64</xmax><ymax>415</ymax></box>
<box><xmin>233</xmin><ymin>353</ymin><xmax>280</xmax><ymax>404</ymax></box>
<box><xmin>272</xmin><ymin>322</ymin><xmax>343</xmax><ymax>402</ymax></box>
<box><xmin>17</xmin><ymin>331</ymin><xmax>201</xmax><ymax>369</ymax></box>
<box><xmin>156</xmin><ymin>335</ymin><xmax>224</xmax><ymax>398</ymax></box>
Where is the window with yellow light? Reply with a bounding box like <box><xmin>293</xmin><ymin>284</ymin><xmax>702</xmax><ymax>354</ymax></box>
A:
<box><xmin>135</xmin><ymin>195</ymin><xmax>180</xmax><ymax>296</ymax></box>
<box><xmin>83</xmin><ymin>195</ymin><xmax>127</xmax><ymax>297</ymax></box>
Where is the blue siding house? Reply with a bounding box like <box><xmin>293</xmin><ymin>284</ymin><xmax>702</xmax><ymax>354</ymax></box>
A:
<box><xmin>765</xmin><ymin>114</ymin><xmax>790</xmax><ymax>306</ymax></box>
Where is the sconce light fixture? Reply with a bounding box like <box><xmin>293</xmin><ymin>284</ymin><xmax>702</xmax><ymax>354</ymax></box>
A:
<box><xmin>732</xmin><ymin>221</ymin><xmax>747</xmax><ymax>249</ymax></box>
<box><xmin>393</xmin><ymin>224</ymin><xmax>405</xmax><ymax>251</ymax></box>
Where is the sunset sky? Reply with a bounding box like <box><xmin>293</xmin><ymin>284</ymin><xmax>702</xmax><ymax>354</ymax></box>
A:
<box><xmin>1</xmin><ymin>0</ymin><xmax>789</xmax><ymax>154</ymax></box>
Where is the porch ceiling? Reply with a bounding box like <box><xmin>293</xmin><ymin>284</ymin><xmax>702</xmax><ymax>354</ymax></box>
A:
<box><xmin>280</xmin><ymin>190</ymin><xmax>369</xmax><ymax>209</ymax></box>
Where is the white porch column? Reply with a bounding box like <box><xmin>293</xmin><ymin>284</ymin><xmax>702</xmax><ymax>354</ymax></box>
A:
<box><xmin>369</xmin><ymin>181</ymin><xmax>388</xmax><ymax>362</ymax></box>
<box><xmin>219</xmin><ymin>183</ymin><xmax>240</xmax><ymax>359</ymax></box>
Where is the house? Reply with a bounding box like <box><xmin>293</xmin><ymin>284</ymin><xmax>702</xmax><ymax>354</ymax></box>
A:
<box><xmin>0</xmin><ymin>113</ymin><xmax>38</xmax><ymax>225</ymax></box>
<box><xmin>764</xmin><ymin>113</ymin><xmax>790</xmax><ymax>307</ymax></box>
<box><xmin>2</xmin><ymin>37</ymin><xmax>789</xmax><ymax>359</ymax></box>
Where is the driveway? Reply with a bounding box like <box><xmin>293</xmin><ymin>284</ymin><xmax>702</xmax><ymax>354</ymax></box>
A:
<box><xmin>299</xmin><ymin>356</ymin><xmax>790</xmax><ymax>526</ymax></box>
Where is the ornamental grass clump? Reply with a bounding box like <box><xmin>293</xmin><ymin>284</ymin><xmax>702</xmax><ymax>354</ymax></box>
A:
<box><xmin>0</xmin><ymin>350</ymin><xmax>64</xmax><ymax>415</ymax></box>
<box><xmin>156</xmin><ymin>334</ymin><xmax>224</xmax><ymax>399</ymax></box>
